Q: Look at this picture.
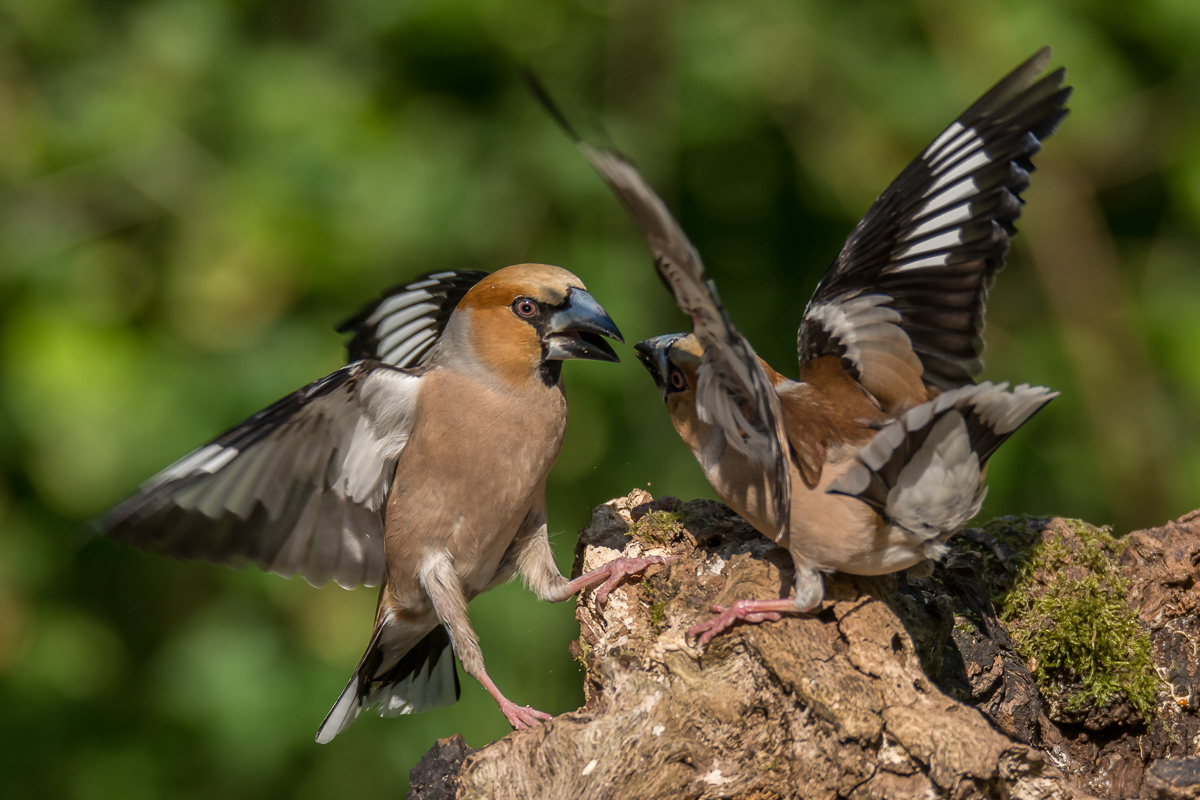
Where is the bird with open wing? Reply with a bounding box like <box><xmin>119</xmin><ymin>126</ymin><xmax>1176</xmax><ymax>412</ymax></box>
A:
<box><xmin>98</xmin><ymin>263</ymin><xmax>663</xmax><ymax>739</ymax></box>
<box><xmin>538</xmin><ymin>48</ymin><xmax>1069</xmax><ymax>644</ymax></box>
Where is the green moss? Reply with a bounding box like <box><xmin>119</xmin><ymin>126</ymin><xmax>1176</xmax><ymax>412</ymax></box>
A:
<box><xmin>574</xmin><ymin>639</ymin><xmax>592</xmax><ymax>668</ymax></box>
<box><xmin>640</xmin><ymin>576</ymin><xmax>669</xmax><ymax>635</ymax></box>
<box><xmin>648</xmin><ymin>599</ymin><xmax>668</xmax><ymax>635</ymax></box>
<box><xmin>631</xmin><ymin>509</ymin><xmax>687</xmax><ymax>547</ymax></box>
<box><xmin>998</xmin><ymin>518</ymin><xmax>1159</xmax><ymax>721</ymax></box>
<box><xmin>954</xmin><ymin>617</ymin><xmax>979</xmax><ymax>637</ymax></box>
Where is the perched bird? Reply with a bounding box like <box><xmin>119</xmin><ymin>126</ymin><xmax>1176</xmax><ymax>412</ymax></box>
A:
<box><xmin>537</xmin><ymin>49</ymin><xmax>1068</xmax><ymax>642</ymax></box>
<box><xmin>99</xmin><ymin>263</ymin><xmax>662</xmax><ymax>740</ymax></box>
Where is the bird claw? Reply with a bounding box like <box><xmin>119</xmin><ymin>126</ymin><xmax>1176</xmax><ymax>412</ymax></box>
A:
<box><xmin>687</xmin><ymin>599</ymin><xmax>794</xmax><ymax>646</ymax></box>
<box><xmin>500</xmin><ymin>700</ymin><xmax>553</xmax><ymax>730</ymax></box>
<box><xmin>594</xmin><ymin>555</ymin><xmax>677</xmax><ymax>607</ymax></box>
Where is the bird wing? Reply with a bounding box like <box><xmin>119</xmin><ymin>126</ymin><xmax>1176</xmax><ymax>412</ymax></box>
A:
<box><xmin>339</xmin><ymin>270</ymin><xmax>489</xmax><ymax>366</ymax></box>
<box><xmin>98</xmin><ymin>361</ymin><xmax>423</xmax><ymax>589</ymax></box>
<box><xmin>574</xmin><ymin>144</ymin><xmax>790</xmax><ymax>538</ymax></box>
<box><xmin>827</xmin><ymin>381</ymin><xmax>1057</xmax><ymax>537</ymax></box>
<box><xmin>797</xmin><ymin>47</ymin><xmax>1071</xmax><ymax>412</ymax></box>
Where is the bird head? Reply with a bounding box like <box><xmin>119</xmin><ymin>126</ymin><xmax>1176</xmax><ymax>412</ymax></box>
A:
<box><xmin>452</xmin><ymin>263</ymin><xmax>623</xmax><ymax>386</ymax></box>
<box><xmin>634</xmin><ymin>333</ymin><xmax>702</xmax><ymax>415</ymax></box>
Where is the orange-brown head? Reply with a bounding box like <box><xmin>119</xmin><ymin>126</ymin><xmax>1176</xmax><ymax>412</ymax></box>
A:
<box><xmin>448</xmin><ymin>263</ymin><xmax>623</xmax><ymax>386</ymax></box>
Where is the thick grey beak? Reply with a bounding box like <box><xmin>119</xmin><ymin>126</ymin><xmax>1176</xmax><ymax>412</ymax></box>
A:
<box><xmin>635</xmin><ymin>333</ymin><xmax>687</xmax><ymax>396</ymax></box>
<box><xmin>544</xmin><ymin>289</ymin><xmax>624</xmax><ymax>363</ymax></box>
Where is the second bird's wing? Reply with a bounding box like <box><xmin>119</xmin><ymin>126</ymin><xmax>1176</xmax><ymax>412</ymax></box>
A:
<box><xmin>527</xmin><ymin>74</ymin><xmax>790</xmax><ymax>533</ymax></box>
<box><xmin>797</xmin><ymin>47</ymin><xmax>1070</xmax><ymax>413</ymax></box>
<box><xmin>577</xmin><ymin>144</ymin><xmax>791</xmax><ymax>537</ymax></box>
<box><xmin>98</xmin><ymin>361</ymin><xmax>423</xmax><ymax>589</ymax></box>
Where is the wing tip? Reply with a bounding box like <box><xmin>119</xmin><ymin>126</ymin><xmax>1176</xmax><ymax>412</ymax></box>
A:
<box><xmin>315</xmin><ymin>675</ymin><xmax>362</xmax><ymax>744</ymax></box>
<box><xmin>522</xmin><ymin>68</ymin><xmax>583</xmax><ymax>145</ymax></box>
<box><xmin>1027</xmin><ymin>45</ymin><xmax>1053</xmax><ymax>74</ymax></box>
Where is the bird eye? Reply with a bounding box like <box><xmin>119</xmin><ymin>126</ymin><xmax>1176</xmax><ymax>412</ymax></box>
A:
<box><xmin>513</xmin><ymin>298</ymin><xmax>539</xmax><ymax>318</ymax></box>
<box><xmin>669</xmin><ymin>369</ymin><xmax>687</xmax><ymax>390</ymax></box>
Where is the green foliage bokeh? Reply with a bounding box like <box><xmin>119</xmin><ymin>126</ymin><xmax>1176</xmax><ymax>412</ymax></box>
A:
<box><xmin>2</xmin><ymin>0</ymin><xmax>1199</xmax><ymax>796</ymax></box>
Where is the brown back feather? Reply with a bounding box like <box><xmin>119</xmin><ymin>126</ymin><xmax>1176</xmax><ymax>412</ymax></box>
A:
<box><xmin>782</xmin><ymin>356</ymin><xmax>890</xmax><ymax>487</ymax></box>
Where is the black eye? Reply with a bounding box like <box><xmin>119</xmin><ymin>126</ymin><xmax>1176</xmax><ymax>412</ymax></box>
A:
<box><xmin>513</xmin><ymin>297</ymin><xmax>538</xmax><ymax>318</ymax></box>
<box><xmin>669</xmin><ymin>369</ymin><xmax>687</xmax><ymax>390</ymax></box>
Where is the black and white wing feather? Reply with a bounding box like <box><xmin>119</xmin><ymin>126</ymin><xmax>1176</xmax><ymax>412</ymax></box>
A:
<box><xmin>797</xmin><ymin>47</ymin><xmax>1071</xmax><ymax>412</ymax></box>
<box><xmin>558</xmin><ymin>169</ymin><xmax>789</xmax><ymax>537</ymax></box>
<box><xmin>585</xmin><ymin>147</ymin><xmax>790</xmax><ymax>536</ymax></box>
<box><xmin>527</xmin><ymin>71</ymin><xmax>790</xmax><ymax>534</ymax></box>
<box><xmin>99</xmin><ymin>361</ymin><xmax>423</xmax><ymax>589</ymax></box>
<box><xmin>828</xmin><ymin>381</ymin><xmax>1056</xmax><ymax>539</ymax></box>
<box><xmin>339</xmin><ymin>270</ymin><xmax>488</xmax><ymax>366</ymax></box>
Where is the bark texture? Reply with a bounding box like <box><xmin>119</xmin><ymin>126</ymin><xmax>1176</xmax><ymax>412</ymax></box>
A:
<box><xmin>408</xmin><ymin>492</ymin><xmax>1200</xmax><ymax>800</ymax></box>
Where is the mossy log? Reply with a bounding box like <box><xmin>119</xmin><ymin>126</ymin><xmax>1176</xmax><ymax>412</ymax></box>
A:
<box><xmin>408</xmin><ymin>491</ymin><xmax>1200</xmax><ymax>800</ymax></box>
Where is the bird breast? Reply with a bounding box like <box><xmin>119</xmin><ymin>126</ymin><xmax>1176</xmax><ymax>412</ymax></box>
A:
<box><xmin>382</xmin><ymin>368</ymin><xmax>568</xmax><ymax>597</ymax></box>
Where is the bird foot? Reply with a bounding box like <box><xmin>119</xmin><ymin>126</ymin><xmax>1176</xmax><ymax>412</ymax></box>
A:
<box><xmin>593</xmin><ymin>555</ymin><xmax>676</xmax><ymax>606</ymax></box>
<box><xmin>498</xmin><ymin>698</ymin><xmax>554</xmax><ymax>730</ymax></box>
<box><xmin>476</xmin><ymin>665</ymin><xmax>553</xmax><ymax>730</ymax></box>
<box><xmin>687</xmin><ymin>598</ymin><xmax>801</xmax><ymax>646</ymax></box>
<box><xmin>563</xmin><ymin>555</ymin><xmax>676</xmax><ymax>607</ymax></box>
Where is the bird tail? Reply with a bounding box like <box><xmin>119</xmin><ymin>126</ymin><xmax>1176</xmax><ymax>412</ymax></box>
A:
<box><xmin>315</xmin><ymin>623</ymin><xmax>461</xmax><ymax>744</ymax></box>
<box><xmin>828</xmin><ymin>382</ymin><xmax>1056</xmax><ymax>546</ymax></box>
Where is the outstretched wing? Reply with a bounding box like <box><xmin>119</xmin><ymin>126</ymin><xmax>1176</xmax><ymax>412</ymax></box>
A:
<box><xmin>339</xmin><ymin>270</ymin><xmax>489</xmax><ymax>366</ymax></box>
<box><xmin>798</xmin><ymin>47</ymin><xmax>1071</xmax><ymax>413</ymax></box>
<box><xmin>98</xmin><ymin>361</ymin><xmax>422</xmax><ymax>589</ymax></box>
<box><xmin>527</xmin><ymin>77</ymin><xmax>790</xmax><ymax>536</ymax></box>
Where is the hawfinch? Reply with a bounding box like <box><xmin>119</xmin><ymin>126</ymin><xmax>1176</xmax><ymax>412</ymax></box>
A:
<box><xmin>99</xmin><ymin>263</ymin><xmax>655</xmax><ymax>740</ymax></box>
<box><xmin>543</xmin><ymin>49</ymin><xmax>1069</xmax><ymax>642</ymax></box>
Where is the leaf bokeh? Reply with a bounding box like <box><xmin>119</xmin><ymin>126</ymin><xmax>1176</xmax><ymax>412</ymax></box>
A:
<box><xmin>2</xmin><ymin>0</ymin><xmax>1199</xmax><ymax>795</ymax></box>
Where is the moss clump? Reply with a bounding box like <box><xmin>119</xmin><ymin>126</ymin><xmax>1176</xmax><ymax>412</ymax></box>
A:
<box><xmin>641</xmin><ymin>578</ymin><xmax>669</xmax><ymax>635</ymax></box>
<box><xmin>997</xmin><ymin>518</ymin><xmax>1159</xmax><ymax>721</ymax></box>
<box><xmin>648</xmin><ymin>599</ymin><xmax>668</xmax><ymax>635</ymax></box>
<box><xmin>631</xmin><ymin>510</ymin><xmax>687</xmax><ymax>547</ymax></box>
<box><xmin>573</xmin><ymin>638</ymin><xmax>592</xmax><ymax>668</ymax></box>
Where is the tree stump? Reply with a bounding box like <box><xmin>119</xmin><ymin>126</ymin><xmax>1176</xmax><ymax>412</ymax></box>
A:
<box><xmin>409</xmin><ymin>491</ymin><xmax>1200</xmax><ymax>800</ymax></box>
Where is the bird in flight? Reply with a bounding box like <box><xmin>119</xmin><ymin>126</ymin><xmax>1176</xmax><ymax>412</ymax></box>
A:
<box><xmin>535</xmin><ymin>48</ymin><xmax>1068</xmax><ymax>643</ymax></box>
<box><xmin>98</xmin><ymin>263</ymin><xmax>663</xmax><ymax>739</ymax></box>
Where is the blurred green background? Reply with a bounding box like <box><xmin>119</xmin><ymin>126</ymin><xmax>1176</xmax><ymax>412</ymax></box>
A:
<box><xmin>2</xmin><ymin>0</ymin><xmax>1199</xmax><ymax>796</ymax></box>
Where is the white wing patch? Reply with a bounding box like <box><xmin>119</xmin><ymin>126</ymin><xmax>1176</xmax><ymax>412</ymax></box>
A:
<box><xmin>370</xmin><ymin>296</ymin><xmax>437</xmax><ymax>332</ymax></box>
<box><xmin>348</xmin><ymin>270</ymin><xmax>479</xmax><ymax>367</ymax></box>
<box><xmin>898</xmin><ymin>228</ymin><xmax>963</xmax><ymax>259</ymax></box>
<box><xmin>928</xmin><ymin>150</ymin><xmax>992</xmax><ymax>193</ymax></box>
<box><xmin>918</xmin><ymin>177</ymin><xmax>979</xmax><ymax>216</ymax></box>
<box><xmin>923</xmin><ymin>121</ymin><xmax>965</xmax><ymax>158</ymax></box>
<box><xmin>379</xmin><ymin>327</ymin><xmax>437</xmax><ymax>367</ymax></box>
<box><xmin>893</xmin><ymin>254</ymin><xmax>949</xmax><ymax>272</ymax></box>
<box><xmin>342</xmin><ymin>368</ymin><xmax>421</xmax><ymax>508</ymax></box>
<box><xmin>970</xmin><ymin>382</ymin><xmax>1058</xmax><ymax>434</ymax></box>
<box><xmin>364</xmin><ymin>271</ymin><xmax>463</xmax><ymax>328</ymax></box>
<box><xmin>805</xmin><ymin>294</ymin><xmax>919</xmax><ymax>379</ymax></box>
<box><xmin>904</xmin><ymin>202</ymin><xmax>973</xmax><ymax>240</ymax></box>
<box><xmin>927</xmin><ymin>126</ymin><xmax>982</xmax><ymax>169</ymax></box>
<box><xmin>829</xmin><ymin>381</ymin><xmax>1057</xmax><ymax>543</ymax></box>
<box><xmin>149</xmin><ymin>443</ymin><xmax>239</xmax><ymax>490</ymax></box>
<box><xmin>102</xmin><ymin>363</ymin><xmax>423</xmax><ymax>590</ymax></box>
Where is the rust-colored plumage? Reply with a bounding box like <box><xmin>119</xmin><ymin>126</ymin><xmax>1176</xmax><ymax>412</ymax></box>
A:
<box><xmin>545</xmin><ymin>50</ymin><xmax>1069</xmax><ymax>642</ymax></box>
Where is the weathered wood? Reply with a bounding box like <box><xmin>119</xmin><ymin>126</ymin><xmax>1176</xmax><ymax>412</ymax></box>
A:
<box><xmin>408</xmin><ymin>492</ymin><xmax>1200</xmax><ymax>800</ymax></box>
